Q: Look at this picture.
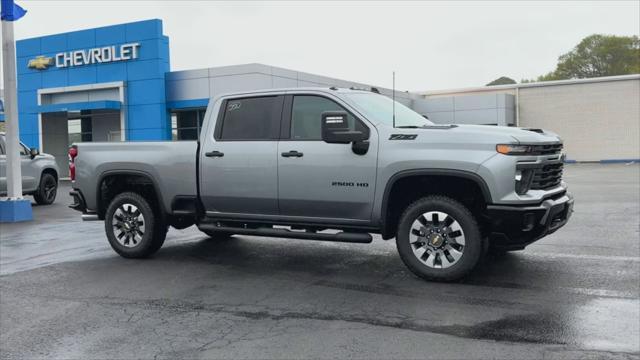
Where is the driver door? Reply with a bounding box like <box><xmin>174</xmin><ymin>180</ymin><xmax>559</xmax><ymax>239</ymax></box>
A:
<box><xmin>277</xmin><ymin>94</ymin><xmax>378</xmax><ymax>222</ymax></box>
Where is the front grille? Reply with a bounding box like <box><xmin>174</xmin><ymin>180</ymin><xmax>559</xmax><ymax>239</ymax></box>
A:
<box><xmin>531</xmin><ymin>162</ymin><xmax>563</xmax><ymax>190</ymax></box>
<box><xmin>530</xmin><ymin>143</ymin><xmax>563</xmax><ymax>155</ymax></box>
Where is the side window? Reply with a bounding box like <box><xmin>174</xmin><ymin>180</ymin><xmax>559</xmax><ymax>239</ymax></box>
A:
<box><xmin>291</xmin><ymin>96</ymin><xmax>366</xmax><ymax>140</ymax></box>
<box><xmin>219</xmin><ymin>96</ymin><xmax>282</xmax><ymax>140</ymax></box>
<box><xmin>0</xmin><ymin>138</ymin><xmax>26</xmax><ymax>155</ymax></box>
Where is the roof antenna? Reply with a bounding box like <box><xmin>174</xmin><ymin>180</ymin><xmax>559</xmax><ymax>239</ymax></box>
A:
<box><xmin>392</xmin><ymin>71</ymin><xmax>396</xmax><ymax>128</ymax></box>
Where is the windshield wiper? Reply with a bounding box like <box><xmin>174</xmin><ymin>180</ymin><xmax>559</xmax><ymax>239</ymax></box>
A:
<box><xmin>395</xmin><ymin>125</ymin><xmax>427</xmax><ymax>129</ymax></box>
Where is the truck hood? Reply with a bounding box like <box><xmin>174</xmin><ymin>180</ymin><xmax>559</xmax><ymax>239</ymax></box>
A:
<box><xmin>39</xmin><ymin>153</ymin><xmax>55</xmax><ymax>160</ymax></box>
<box><xmin>450</xmin><ymin>124</ymin><xmax>561</xmax><ymax>144</ymax></box>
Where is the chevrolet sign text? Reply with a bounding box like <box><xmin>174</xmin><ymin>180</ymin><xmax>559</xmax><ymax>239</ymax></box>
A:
<box><xmin>56</xmin><ymin>43</ymin><xmax>140</xmax><ymax>68</ymax></box>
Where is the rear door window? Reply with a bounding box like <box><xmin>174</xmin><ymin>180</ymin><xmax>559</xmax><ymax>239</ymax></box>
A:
<box><xmin>218</xmin><ymin>96</ymin><xmax>283</xmax><ymax>140</ymax></box>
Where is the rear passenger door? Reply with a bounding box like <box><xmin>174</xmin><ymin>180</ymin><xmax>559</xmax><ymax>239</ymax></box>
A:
<box><xmin>200</xmin><ymin>95</ymin><xmax>284</xmax><ymax>216</ymax></box>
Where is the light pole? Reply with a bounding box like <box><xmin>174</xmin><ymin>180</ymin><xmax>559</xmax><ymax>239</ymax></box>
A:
<box><xmin>0</xmin><ymin>0</ymin><xmax>31</xmax><ymax>222</ymax></box>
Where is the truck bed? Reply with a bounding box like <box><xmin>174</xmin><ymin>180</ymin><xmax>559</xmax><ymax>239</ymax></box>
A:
<box><xmin>73</xmin><ymin>141</ymin><xmax>198</xmax><ymax>213</ymax></box>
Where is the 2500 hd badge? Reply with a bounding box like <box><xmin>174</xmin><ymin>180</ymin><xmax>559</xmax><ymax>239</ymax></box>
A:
<box><xmin>331</xmin><ymin>181</ymin><xmax>369</xmax><ymax>188</ymax></box>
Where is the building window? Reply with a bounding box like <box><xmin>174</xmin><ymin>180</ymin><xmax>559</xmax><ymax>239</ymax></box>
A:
<box><xmin>68</xmin><ymin>118</ymin><xmax>93</xmax><ymax>145</ymax></box>
<box><xmin>171</xmin><ymin>108</ymin><xmax>206</xmax><ymax>141</ymax></box>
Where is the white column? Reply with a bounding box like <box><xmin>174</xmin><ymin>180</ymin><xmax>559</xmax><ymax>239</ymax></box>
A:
<box><xmin>1</xmin><ymin>19</ymin><xmax>23</xmax><ymax>199</ymax></box>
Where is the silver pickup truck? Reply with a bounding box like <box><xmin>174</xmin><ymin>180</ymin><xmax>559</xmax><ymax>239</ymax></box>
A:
<box><xmin>70</xmin><ymin>88</ymin><xmax>573</xmax><ymax>281</ymax></box>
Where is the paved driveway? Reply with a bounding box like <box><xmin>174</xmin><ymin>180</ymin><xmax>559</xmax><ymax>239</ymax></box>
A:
<box><xmin>1</xmin><ymin>164</ymin><xmax>638</xmax><ymax>359</ymax></box>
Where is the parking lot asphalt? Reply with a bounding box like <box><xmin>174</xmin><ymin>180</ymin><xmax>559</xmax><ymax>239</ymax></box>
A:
<box><xmin>1</xmin><ymin>163</ymin><xmax>639</xmax><ymax>359</ymax></box>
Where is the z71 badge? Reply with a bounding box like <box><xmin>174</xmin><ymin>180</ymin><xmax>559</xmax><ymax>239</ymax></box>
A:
<box><xmin>389</xmin><ymin>134</ymin><xmax>417</xmax><ymax>140</ymax></box>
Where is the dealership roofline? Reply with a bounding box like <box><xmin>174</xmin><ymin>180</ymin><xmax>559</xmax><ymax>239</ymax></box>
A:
<box><xmin>419</xmin><ymin>73</ymin><xmax>640</xmax><ymax>96</ymax></box>
<box><xmin>15</xmin><ymin>18</ymin><xmax>164</xmax><ymax>43</ymax></box>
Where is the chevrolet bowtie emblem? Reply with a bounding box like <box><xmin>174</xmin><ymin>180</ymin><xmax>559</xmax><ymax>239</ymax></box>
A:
<box><xmin>28</xmin><ymin>56</ymin><xmax>54</xmax><ymax>70</ymax></box>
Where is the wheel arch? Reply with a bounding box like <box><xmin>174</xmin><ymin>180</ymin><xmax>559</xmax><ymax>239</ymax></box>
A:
<box><xmin>380</xmin><ymin>169</ymin><xmax>493</xmax><ymax>239</ymax></box>
<box><xmin>41</xmin><ymin>167</ymin><xmax>58</xmax><ymax>182</ymax></box>
<box><xmin>96</xmin><ymin>170</ymin><xmax>166</xmax><ymax>220</ymax></box>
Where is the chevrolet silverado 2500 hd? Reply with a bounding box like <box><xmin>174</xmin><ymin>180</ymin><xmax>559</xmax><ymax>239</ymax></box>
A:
<box><xmin>69</xmin><ymin>88</ymin><xmax>573</xmax><ymax>281</ymax></box>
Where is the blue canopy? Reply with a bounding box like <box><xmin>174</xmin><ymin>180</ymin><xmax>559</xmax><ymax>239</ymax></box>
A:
<box><xmin>33</xmin><ymin>100</ymin><xmax>121</xmax><ymax>114</ymax></box>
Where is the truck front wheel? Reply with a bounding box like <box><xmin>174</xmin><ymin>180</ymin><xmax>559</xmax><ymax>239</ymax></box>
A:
<box><xmin>33</xmin><ymin>173</ymin><xmax>57</xmax><ymax>205</ymax></box>
<box><xmin>105</xmin><ymin>192</ymin><xmax>167</xmax><ymax>258</ymax></box>
<box><xmin>396</xmin><ymin>196</ymin><xmax>482</xmax><ymax>282</ymax></box>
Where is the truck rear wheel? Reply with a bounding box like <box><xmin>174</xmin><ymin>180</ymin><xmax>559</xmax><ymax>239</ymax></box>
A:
<box><xmin>396</xmin><ymin>196</ymin><xmax>482</xmax><ymax>282</ymax></box>
<box><xmin>105</xmin><ymin>192</ymin><xmax>167</xmax><ymax>258</ymax></box>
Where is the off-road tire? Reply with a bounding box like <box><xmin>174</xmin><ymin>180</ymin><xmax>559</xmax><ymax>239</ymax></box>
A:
<box><xmin>396</xmin><ymin>195</ymin><xmax>483</xmax><ymax>282</ymax></box>
<box><xmin>105</xmin><ymin>192</ymin><xmax>167</xmax><ymax>258</ymax></box>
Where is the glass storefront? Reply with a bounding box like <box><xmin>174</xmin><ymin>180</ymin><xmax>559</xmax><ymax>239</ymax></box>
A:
<box><xmin>171</xmin><ymin>108</ymin><xmax>206</xmax><ymax>141</ymax></box>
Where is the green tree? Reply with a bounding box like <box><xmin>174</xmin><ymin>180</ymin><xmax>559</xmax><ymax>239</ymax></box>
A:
<box><xmin>486</xmin><ymin>76</ymin><xmax>517</xmax><ymax>86</ymax></box>
<box><xmin>533</xmin><ymin>34</ymin><xmax>640</xmax><ymax>82</ymax></box>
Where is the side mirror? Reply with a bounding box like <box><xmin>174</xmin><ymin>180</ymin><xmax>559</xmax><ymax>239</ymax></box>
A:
<box><xmin>321</xmin><ymin>111</ymin><xmax>367</xmax><ymax>144</ymax></box>
<box><xmin>29</xmin><ymin>148</ymin><xmax>39</xmax><ymax>159</ymax></box>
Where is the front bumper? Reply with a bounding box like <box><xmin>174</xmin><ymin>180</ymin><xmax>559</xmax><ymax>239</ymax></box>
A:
<box><xmin>486</xmin><ymin>191</ymin><xmax>574</xmax><ymax>250</ymax></box>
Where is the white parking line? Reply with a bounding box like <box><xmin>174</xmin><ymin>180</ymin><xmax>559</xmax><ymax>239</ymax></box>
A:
<box><xmin>526</xmin><ymin>252</ymin><xmax>640</xmax><ymax>262</ymax></box>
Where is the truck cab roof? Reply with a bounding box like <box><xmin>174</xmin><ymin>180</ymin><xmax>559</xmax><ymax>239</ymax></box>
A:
<box><xmin>212</xmin><ymin>87</ymin><xmax>377</xmax><ymax>100</ymax></box>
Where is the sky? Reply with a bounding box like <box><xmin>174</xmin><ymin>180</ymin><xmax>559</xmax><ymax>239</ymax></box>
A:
<box><xmin>2</xmin><ymin>0</ymin><xmax>639</xmax><ymax>92</ymax></box>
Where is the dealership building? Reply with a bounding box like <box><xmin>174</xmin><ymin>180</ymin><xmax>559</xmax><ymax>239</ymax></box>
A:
<box><xmin>418</xmin><ymin>75</ymin><xmax>640</xmax><ymax>163</ymax></box>
<box><xmin>0</xmin><ymin>19</ymin><xmax>638</xmax><ymax>172</ymax></box>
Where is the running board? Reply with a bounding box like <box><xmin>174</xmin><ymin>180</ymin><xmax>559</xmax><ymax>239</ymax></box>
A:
<box><xmin>198</xmin><ymin>224</ymin><xmax>373</xmax><ymax>244</ymax></box>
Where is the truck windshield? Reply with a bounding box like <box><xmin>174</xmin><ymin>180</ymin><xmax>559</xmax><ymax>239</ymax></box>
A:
<box><xmin>344</xmin><ymin>93</ymin><xmax>433</xmax><ymax>128</ymax></box>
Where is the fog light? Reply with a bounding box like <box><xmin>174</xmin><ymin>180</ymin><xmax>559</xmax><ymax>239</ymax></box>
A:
<box><xmin>515</xmin><ymin>169</ymin><xmax>534</xmax><ymax>195</ymax></box>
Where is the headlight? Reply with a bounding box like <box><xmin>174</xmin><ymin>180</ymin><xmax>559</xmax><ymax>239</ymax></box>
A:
<box><xmin>496</xmin><ymin>144</ymin><xmax>532</xmax><ymax>155</ymax></box>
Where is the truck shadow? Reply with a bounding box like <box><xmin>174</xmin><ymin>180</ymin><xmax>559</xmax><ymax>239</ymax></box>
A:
<box><xmin>155</xmin><ymin>233</ymin><xmax>569</xmax><ymax>294</ymax></box>
<box><xmin>7</xmin><ymin>232</ymin><xmax>630</xmax><ymax>353</ymax></box>
<box><xmin>135</xmin><ymin>235</ymin><xmax>628</xmax><ymax>350</ymax></box>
